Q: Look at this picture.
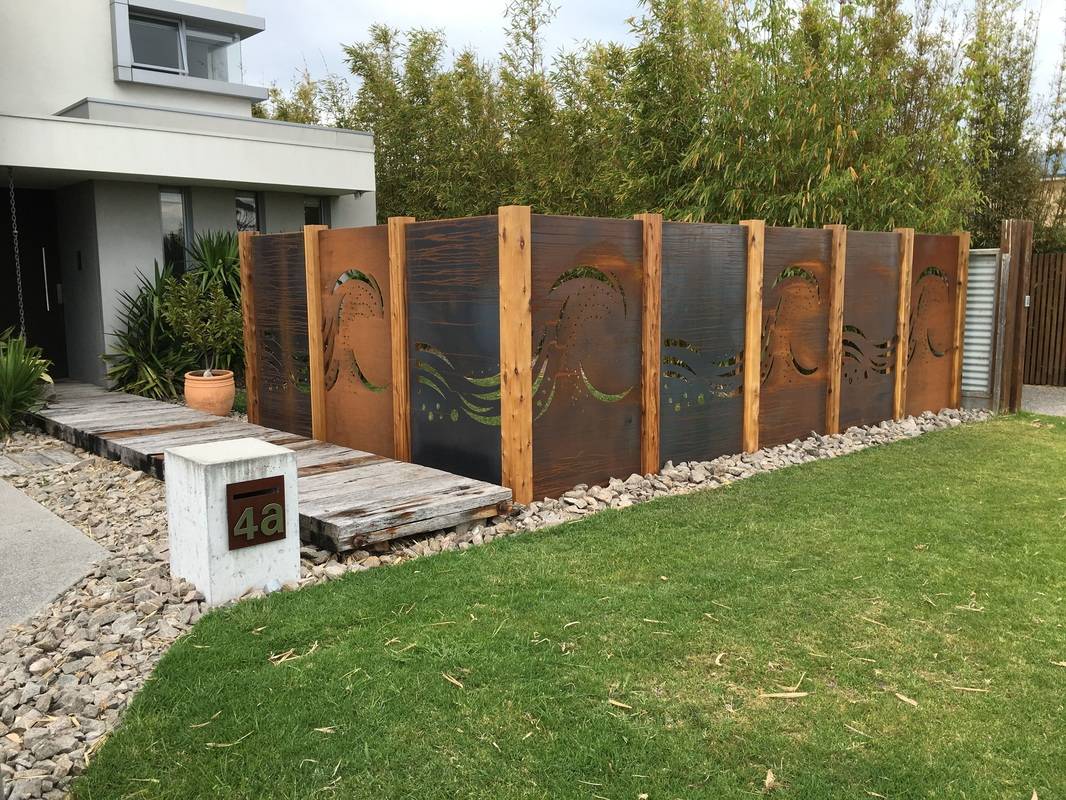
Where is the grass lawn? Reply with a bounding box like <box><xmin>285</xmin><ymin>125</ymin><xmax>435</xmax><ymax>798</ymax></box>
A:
<box><xmin>76</xmin><ymin>415</ymin><xmax>1066</xmax><ymax>799</ymax></box>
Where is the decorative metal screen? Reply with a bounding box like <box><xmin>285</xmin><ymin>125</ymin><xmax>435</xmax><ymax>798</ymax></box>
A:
<box><xmin>659</xmin><ymin>222</ymin><xmax>747</xmax><ymax>464</ymax></box>
<box><xmin>249</xmin><ymin>233</ymin><xmax>312</xmax><ymax>436</ymax></box>
<box><xmin>406</xmin><ymin>217</ymin><xmax>502</xmax><ymax>484</ymax></box>
<box><xmin>530</xmin><ymin>215</ymin><xmax>643</xmax><ymax>498</ymax></box>
<box><xmin>318</xmin><ymin>226</ymin><xmax>394</xmax><ymax>456</ymax></box>
<box><xmin>839</xmin><ymin>231</ymin><xmax>900</xmax><ymax>430</ymax></box>
<box><xmin>906</xmin><ymin>234</ymin><xmax>959</xmax><ymax>416</ymax></box>
<box><xmin>759</xmin><ymin>226</ymin><xmax>832</xmax><ymax>447</ymax></box>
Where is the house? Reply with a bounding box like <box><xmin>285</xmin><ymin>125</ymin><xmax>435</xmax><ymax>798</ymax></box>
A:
<box><xmin>0</xmin><ymin>0</ymin><xmax>375</xmax><ymax>384</ymax></box>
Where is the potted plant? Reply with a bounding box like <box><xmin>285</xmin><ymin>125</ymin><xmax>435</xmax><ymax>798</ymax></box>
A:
<box><xmin>162</xmin><ymin>275</ymin><xmax>244</xmax><ymax>416</ymax></box>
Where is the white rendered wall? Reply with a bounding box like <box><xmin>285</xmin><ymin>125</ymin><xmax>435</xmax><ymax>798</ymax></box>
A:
<box><xmin>333</xmin><ymin>192</ymin><xmax>378</xmax><ymax>228</ymax></box>
<box><xmin>0</xmin><ymin>0</ymin><xmax>253</xmax><ymax>118</ymax></box>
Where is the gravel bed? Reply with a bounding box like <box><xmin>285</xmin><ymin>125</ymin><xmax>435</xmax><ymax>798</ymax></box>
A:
<box><xmin>0</xmin><ymin>406</ymin><xmax>989</xmax><ymax>798</ymax></box>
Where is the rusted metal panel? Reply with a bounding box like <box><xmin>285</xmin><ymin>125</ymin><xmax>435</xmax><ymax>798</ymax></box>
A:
<box><xmin>659</xmin><ymin>222</ymin><xmax>747</xmax><ymax>463</ymax></box>
<box><xmin>840</xmin><ymin>231</ymin><xmax>900</xmax><ymax>430</ymax></box>
<box><xmin>249</xmin><ymin>233</ymin><xmax>312</xmax><ymax>436</ymax></box>
<box><xmin>906</xmin><ymin>234</ymin><xmax>959</xmax><ymax>415</ymax></box>
<box><xmin>530</xmin><ymin>215</ymin><xmax>643</xmax><ymax>498</ymax></box>
<box><xmin>317</xmin><ymin>226</ymin><xmax>394</xmax><ymax>457</ymax></box>
<box><xmin>406</xmin><ymin>216</ymin><xmax>502</xmax><ymax>485</ymax></box>
<box><xmin>759</xmin><ymin>226</ymin><xmax>832</xmax><ymax>446</ymax></box>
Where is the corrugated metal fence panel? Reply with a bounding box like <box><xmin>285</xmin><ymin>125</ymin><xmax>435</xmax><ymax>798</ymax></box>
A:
<box><xmin>962</xmin><ymin>249</ymin><xmax>999</xmax><ymax>398</ymax></box>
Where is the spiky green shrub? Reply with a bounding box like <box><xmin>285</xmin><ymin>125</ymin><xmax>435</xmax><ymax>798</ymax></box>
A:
<box><xmin>186</xmin><ymin>230</ymin><xmax>241</xmax><ymax>302</ymax></box>
<box><xmin>0</xmin><ymin>328</ymin><xmax>52</xmax><ymax>435</ymax></box>
<box><xmin>104</xmin><ymin>262</ymin><xmax>197</xmax><ymax>400</ymax></box>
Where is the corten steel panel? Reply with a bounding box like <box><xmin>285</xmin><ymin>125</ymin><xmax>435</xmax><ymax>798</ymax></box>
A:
<box><xmin>530</xmin><ymin>215</ymin><xmax>643</xmax><ymax>498</ymax></box>
<box><xmin>318</xmin><ymin>226</ymin><xmax>394</xmax><ymax>457</ymax></box>
<box><xmin>659</xmin><ymin>222</ymin><xmax>747</xmax><ymax>464</ymax></box>
<box><xmin>759</xmin><ymin>226</ymin><xmax>832</xmax><ymax>447</ymax></box>
<box><xmin>906</xmin><ymin>233</ymin><xmax>959</xmax><ymax>415</ymax></box>
<box><xmin>839</xmin><ymin>231</ymin><xmax>900</xmax><ymax>430</ymax></box>
<box><xmin>406</xmin><ymin>217</ymin><xmax>502</xmax><ymax>484</ymax></box>
<box><xmin>250</xmin><ymin>233</ymin><xmax>312</xmax><ymax>436</ymax></box>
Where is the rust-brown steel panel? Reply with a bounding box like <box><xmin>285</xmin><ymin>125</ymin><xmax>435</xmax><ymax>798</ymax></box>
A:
<box><xmin>759</xmin><ymin>226</ymin><xmax>832</xmax><ymax>447</ymax></box>
<box><xmin>659</xmin><ymin>222</ymin><xmax>747</xmax><ymax>463</ymax></box>
<box><xmin>406</xmin><ymin>216</ymin><xmax>502</xmax><ymax>485</ymax></box>
<box><xmin>530</xmin><ymin>215</ymin><xmax>643</xmax><ymax>498</ymax></box>
<box><xmin>318</xmin><ymin>226</ymin><xmax>394</xmax><ymax>457</ymax></box>
<box><xmin>906</xmin><ymin>233</ymin><xmax>960</xmax><ymax>415</ymax></box>
<box><xmin>839</xmin><ymin>231</ymin><xmax>900</xmax><ymax>430</ymax></box>
<box><xmin>249</xmin><ymin>233</ymin><xmax>312</xmax><ymax>436</ymax></box>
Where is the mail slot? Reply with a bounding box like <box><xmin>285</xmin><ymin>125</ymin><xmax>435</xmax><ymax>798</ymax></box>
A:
<box><xmin>226</xmin><ymin>474</ymin><xmax>286</xmax><ymax>551</ymax></box>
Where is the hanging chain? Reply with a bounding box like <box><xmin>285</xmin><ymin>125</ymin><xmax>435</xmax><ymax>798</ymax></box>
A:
<box><xmin>8</xmin><ymin>167</ymin><xmax>26</xmax><ymax>338</ymax></box>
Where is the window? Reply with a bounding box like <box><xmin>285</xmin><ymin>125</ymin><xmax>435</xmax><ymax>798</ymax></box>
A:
<box><xmin>304</xmin><ymin>197</ymin><xmax>330</xmax><ymax>227</ymax></box>
<box><xmin>235</xmin><ymin>192</ymin><xmax>259</xmax><ymax>232</ymax></box>
<box><xmin>130</xmin><ymin>15</ymin><xmax>182</xmax><ymax>72</ymax></box>
<box><xmin>186</xmin><ymin>27</ymin><xmax>241</xmax><ymax>82</ymax></box>
<box><xmin>128</xmin><ymin>14</ymin><xmax>242</xmax><ymax>82</ymax></box>
<box><xmin>160</xmin><ymin>189</ymin><xmax>190</xmax><ymax>272</ymax></box>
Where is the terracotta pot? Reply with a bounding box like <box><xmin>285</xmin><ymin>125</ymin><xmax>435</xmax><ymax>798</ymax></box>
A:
<box><xmin>184</xmin><ymin>370</ymin><xmax>235</xmax><ymax>417</ymax></box>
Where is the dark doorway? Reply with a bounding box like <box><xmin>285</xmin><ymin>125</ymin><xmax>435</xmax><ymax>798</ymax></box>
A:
<box><xmin>0</xmin><ymin>188</ymin><xmax>68</xmax><ymax>376</ymax></box>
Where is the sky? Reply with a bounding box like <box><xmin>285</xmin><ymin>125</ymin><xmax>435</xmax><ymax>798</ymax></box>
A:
<box><xmin>242</xmin><ymin>0</ymin><xmax>1066</xmax><ymax>106</ymax></box>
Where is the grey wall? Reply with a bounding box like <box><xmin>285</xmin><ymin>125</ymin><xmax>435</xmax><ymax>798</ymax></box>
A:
<box><xmin>189</xmin><ymin>186</ymin><xmax>238</xmax><ymax>234</ymax></box>
<box><xmin>55</xmin><ymin>183</ymin><xmax>106</xmax><ymax>384</ymax></box>
<box><xmin>93</xmin><ymin>181</ymin><xmax>166</xmax><ymax>376</ymax></box>
<box><xmin>333</xmin><ymin>192</ymin><xmax>377</xmax><ymax>227</ymax></box>
<box><xmin>261</xmin><ymin>192</ymin><xmax>305</xmax><ymax>233</ymax></box>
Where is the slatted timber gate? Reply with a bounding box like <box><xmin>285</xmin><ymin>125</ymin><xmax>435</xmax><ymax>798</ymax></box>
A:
<box><xmin>239</xmin><ymin>211</ymin><xmax>970</xmax><ymax>504</ymax></box>
<box><xmin>1024</xmin><ymin>252</ymin><xmax>1066</xmax><ymax>387</ymax></box>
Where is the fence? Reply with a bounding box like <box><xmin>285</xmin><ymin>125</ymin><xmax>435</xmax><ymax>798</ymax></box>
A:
<box><xmin>238</xmin><ymin>209</ymin><xmax>969</xmax><ymax>503</ymax></box>
<box><xmin>1024</xmin><ymin>252</ymin><xmax>1066</xmax><ymax>387</ymax></box>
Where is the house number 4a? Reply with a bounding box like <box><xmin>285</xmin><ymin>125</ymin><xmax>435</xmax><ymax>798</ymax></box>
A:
<box><xmin>233</xmin><ymin>503</ymin><xmax>285</xmax><ymax>540</ymax></box>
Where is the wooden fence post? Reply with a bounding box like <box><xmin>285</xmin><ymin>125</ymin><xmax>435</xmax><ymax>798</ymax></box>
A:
<box><xmin>303</xmin><ymin>224</ymin><xmax>328</xmax><ymax>440</ymax></box>
<box><xmin>824</xmin><ymin>224</ymin><xmax>847</xmax><ymax>434</ymax></box>
<box><xmin>893</xmin><ymin>227</ymin><xmax>915</xmax><ymax>419</ymax></box>
<box><xmin>950</xmin><ymin>230</ymin><xmax>971</xmax><ymax>408</ymax></box>
<box><xmin>498</xmin><ymin>206</ymin><xmax>534</xmax><ymax>504</ymax></box>
<box><xmin>635</xmin><ymin>212</ymin><xmax>663</xmax><ymax>475</ymax></box>
<box><xmin>237</xmin><ymin>230</ymin><xmax>260</xmax><ymax>425</ymax></box>
<box><xmin>388</xmin><ymin>216</ymin><xmax>415</xmax><ymax>461</ymax></box>
<box><xmin>741</xmin><ymin>220</ymin><xmax>765</xmax><ymax>453</ymax></box>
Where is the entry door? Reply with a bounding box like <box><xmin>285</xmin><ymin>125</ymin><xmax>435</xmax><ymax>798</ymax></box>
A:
<box><xmin>0</xmin><ymin>189</ymin><xmax>68</xmax><ymax>376</ymax></box>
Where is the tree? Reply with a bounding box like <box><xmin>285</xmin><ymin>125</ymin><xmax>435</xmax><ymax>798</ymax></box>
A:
<box><xmin>963</xmin><ymin>0</ymin><xmax>1042</xmax><ymax>246</ymax></box>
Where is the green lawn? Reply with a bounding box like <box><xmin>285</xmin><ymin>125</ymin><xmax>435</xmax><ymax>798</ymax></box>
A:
<box><xmin>76</xmin><ymin>414</ymin><xmax>1066</xmax><ymax>800</ymax></box>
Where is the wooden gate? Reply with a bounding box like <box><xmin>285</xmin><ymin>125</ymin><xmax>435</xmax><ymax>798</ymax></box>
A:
<box><xmin>1024</xmin><ymin>253</ymin><xmax>1066</xmax><ymax>386</ymax></box>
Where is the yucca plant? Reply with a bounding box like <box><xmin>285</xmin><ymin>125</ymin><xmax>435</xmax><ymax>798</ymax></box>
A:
<box><xmin>104</xmin><ymin>262</ymin><xmax>197</xmax><ymax>399</ymax></box>
<box><xmin>186</xmin><ymin>230</ymin><xmax>241</xmax><ymax>302</ymax></box>
<box><xmin>0</xmin><ymin>327</ymin><xmax>52</xmax><ymax>435</ymax></box>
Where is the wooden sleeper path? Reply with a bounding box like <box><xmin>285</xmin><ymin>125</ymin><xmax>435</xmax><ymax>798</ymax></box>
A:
<box><xmin>33</xmin><ymin>382</ymin><xmax>512</xmax><ymax>552</ymax></box>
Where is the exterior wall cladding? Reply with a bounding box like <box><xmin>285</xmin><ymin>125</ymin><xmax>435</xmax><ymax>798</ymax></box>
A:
<box><xmin>0</xmin><ymin>0</ymin><xmax>377</xmax><ymax>383</ymax></box>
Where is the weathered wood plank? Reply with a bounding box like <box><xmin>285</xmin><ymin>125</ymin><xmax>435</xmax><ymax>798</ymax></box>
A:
<box><xmin>34</xmin><ymin>381</ymin><xmax>512</xmax><ymax>553</ymax></box>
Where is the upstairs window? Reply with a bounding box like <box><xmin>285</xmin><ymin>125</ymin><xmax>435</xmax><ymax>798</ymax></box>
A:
<box><xmin>130</xmin><ymin>16</ymin><xmax>183</xmax><ymax>73</ymax></box>
<box><xmin>128</xmin><ymin>14</ymin><xmax>241</xmax><ymax>83</ymax></box>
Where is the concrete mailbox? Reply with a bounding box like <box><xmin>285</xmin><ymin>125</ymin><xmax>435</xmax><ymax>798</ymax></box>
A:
<box><xmin>165</xmin><ymin>438</ymin><xmax>299</xmax><ymax>605</ymax></box>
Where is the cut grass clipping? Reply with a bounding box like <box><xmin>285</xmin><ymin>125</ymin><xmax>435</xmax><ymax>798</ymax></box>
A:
<box><xmin>75</xmin><ymin>414</ymin><xmax>1066</xmax><ymax>799</ymax></box>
